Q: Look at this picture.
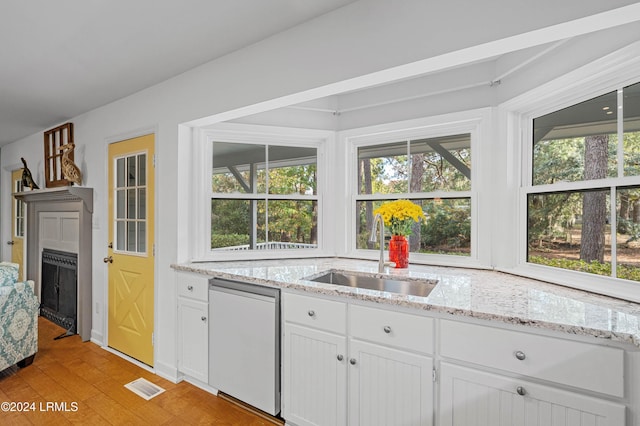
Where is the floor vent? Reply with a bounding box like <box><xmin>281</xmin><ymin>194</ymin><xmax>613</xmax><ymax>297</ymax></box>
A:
<box><xmin>124</xmin><ymin>378</ymin><xmax>166</xmax><ymax>400</ymax></box>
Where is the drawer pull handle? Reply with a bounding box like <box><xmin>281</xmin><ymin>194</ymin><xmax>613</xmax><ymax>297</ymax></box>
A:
<box><xmin>350</xmin><ymin>358</ymin><xmax>357</xmax><ymax>365</ymax></box>
<box><xmin>516</xmin><ymin>386</ymin><xmax>526</xmax><ymax>396</ymax></box>
<box><xmin>201</xmin><ymin>316</ymin><xmax>207</xmax><ymax>322</ymax></box>
<box><xmin>337</xmin><ymin>354</ymin><xmax>344</xmax><ymax>361</ymax></box>
<box><xmin>187</xmin><ymin>285</ymin><xmax>194</xmax><ymax>291</ymax></box>
<box><xmin>383</xmin><ymin>326</ymin><xmax>392</xmax><ymax>334</ymax></box>
<box><xmin>308</xmin><ymin>310</ymin><xmax>315</xmax><ymax>317</ymax></box>
<box><xmin>514</xmin><ymin>351</ymin><xmax>526</xmax><ymax>361</ymax></box>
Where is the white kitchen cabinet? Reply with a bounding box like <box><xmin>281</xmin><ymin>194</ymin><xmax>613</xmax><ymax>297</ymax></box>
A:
<box><xmin>348</xmin><ymin>339</ymin><xmax>433</xmax><ymax>426</ymax></box>
<box><xmin>283</xmin><ymin>323</ymin><xmax>347</xmax><ymax>426</ymax></box>
<box><xmin>176</xmin><ymin>272</ymin><xmax>209</xmax><ymax>383</ymax></box>
<box><xmin>282</xmin><ymin>292</ymin><xmax>434</xmax><ymax>426</ymax></box>
<box><xmin>439</xmin><ymin>363</ymin><xmax>625</xmax><ymax>426</ymax></box>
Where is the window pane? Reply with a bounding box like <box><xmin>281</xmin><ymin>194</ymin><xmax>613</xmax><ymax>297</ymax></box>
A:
<box><xmin>211</xmin><ymin>199</ymin><xmax>252</xmax><ymax>249</ymax></box>
<box><xmin>266</xmin><ymin>200</ymin><xmax>317</xmax><ymax>247</ymax></box>
<box><xmin>138</xmin><ymin>222</ymin><xmax>146</xmax><ymax>253</ymax></box>
<box><xmin>138</xmin><ymin>154</ymin><xmax>147</xmax><ymax>186</ymax></box>
<box><xmin>138</xmin><ymin>188</ymin><xmax>146</xmax><ymax>219</ymax></box>
<box><xmin>624</xmin><ymin>82</ymin><xmax>640</xmax><ymax>177</ymax></box>
<box><xmin>410</xmin><ymin>134</ymin><xmax>471</xmax><ymax>192</ymax></box>
<box><xmin>127</xmin><ymin>221</ymin><xmax>137</xmax><ymax>252</ymax></box>
<box><xmin>356</xmin><ymin>198</ymin><xmax>470</xmax><ymax>256</ymax></box>
<box><xmin>116</xmin><ymin>190</ymin><xmax>126</xmax><ymax>219</ymax></box>
<box><xmin>116</xmin><ymin>158</ymin><xmax>125</xmax><ymax>188</ymax></box>
<box><xmin>358</xmin><ymin>142</ymin><xmax>408</xmax><ymax>194</ymax></box>
<box><xmin>127</xmin><ymin>189</ymin><xmax>136</xmax><ymax>219</ymax></box>
<box><xmin>116</xmin><ymin>221</ymin><xmax>125</xmax><ymax>250</ymax></box>
<box><xmin>528</xmin><ymin>190</ymin><xmax>612</xmax><ymax>275</ymax></box>
<box><xmin>616</xmin><ymin>186</ymin><xmax>640</xmax><ymax>282</ymax></box>
<box><xmin>533</xmin><ymin>91</ymin><xmax>617</xmax><ymax>185</ymax></box>
<box><xmin>268</xmin><ymin>146</ymin><xmax>317</xmax><ymax>195</ymax></box>
<box><xmin>127</xmin><ymin>155</ymin><xmax>136</xmax><ymax>187</ymax></box>
<box><xmin>212</xmin><ymin>142</ymin><xmax>266</xmax><ymax>193</ymax></box>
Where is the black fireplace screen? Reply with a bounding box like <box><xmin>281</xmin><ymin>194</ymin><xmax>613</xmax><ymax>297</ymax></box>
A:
<box><xmin>40</xmin><ymin>249</ymin><xmax>77</xmax><ymax>334</ymax></box>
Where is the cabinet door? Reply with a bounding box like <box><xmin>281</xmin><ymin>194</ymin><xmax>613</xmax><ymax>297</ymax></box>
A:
<box><xmin>283</xmin><ymin>324</ymin><xmax>347</xmax><ymax>426</ymax></box>
<box><xmin>177</xmin><ymin>298</ymin><xmax>208</xmax><ymax>382</ymax></box>
<box><xmin>439</xmin><ymin>363</ymin><xmax>625</xmax><ymax>426</ymax></box>
<box><xmin>348</xmin><ymin>339</ymin><xmax>433</xmax><ymax>426</ymax></box>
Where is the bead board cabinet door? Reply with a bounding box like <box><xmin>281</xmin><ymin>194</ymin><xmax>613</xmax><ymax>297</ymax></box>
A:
<box><xmin>439</xmin><ymin>363</ymin><xmax>625</xmax><ymax>426</ymax></box>
<box><xmin>107</xmin><ymin>134</ymin><xmax>155</xmax><ymax>366</ymax></box>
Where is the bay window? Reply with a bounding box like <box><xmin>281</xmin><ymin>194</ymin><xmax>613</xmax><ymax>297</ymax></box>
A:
<box><xmin>526</xmin><ymin>82</ymin><xmax>640</xmax><ymax>282</ymax></box>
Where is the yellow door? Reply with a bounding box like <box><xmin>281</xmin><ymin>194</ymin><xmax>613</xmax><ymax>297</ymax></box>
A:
<box><xmin>11</xmin><ymin>169</ymin><xmax>25</xmax><ymax>281</ymax></box>
<box><xmin>107</xmin><ymin>134</ymin><xmax>155</xmax><ymax>366</ymax></box>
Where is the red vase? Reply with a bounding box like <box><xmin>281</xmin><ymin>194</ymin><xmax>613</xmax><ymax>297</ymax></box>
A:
<box><xmin>389</xmin><ymin>235</ymin><xmax>409</xmax><ymax>268</ymax></box>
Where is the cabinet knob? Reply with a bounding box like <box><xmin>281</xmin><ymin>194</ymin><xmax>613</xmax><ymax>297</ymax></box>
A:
<box><xmin>514</xmin><ymin>350</ymin><xmax>526</xmax><ymax>361</ymax></box>
<box><xmin>201</xmin><ymin>316</ymin><xmax>207</xmax><ymax>322</ymax></box>
<box><xmin>516</xmin><ymin>386</ymin><xmax>526</xmax><ymax>396</ymax></box>
<box><xmin>383</xmin><ymin>325</ymin><xmax>392</xmax><ymax>334</ymax></box>
<box><xmin>187</xmin><ymin>285</ymin><xmax>194</xmax><ymax>291</ymax></box>
<box><xmin>349</xmin><ymin>358</ymin><xmax>357</xmax><ymax>365</ymax></box>
<box><xmin>308</xmin><ymin>310</ymin><xmax>315</xmax><ymax>317</ymax></box>
<box><xmin>337</xmin><ymin>354</ymin><xmax>344</xmax><ymax>361</ymax></box>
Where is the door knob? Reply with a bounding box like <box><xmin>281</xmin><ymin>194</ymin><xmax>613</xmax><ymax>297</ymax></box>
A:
<box><xmin>103</xmin><ymin>256</ymin><xmax>113</xmax><ymax>264</ymax></box>
<box><xmin>6</xmin><ymin>240</ymin><xmax>14</xmax><ymax>245</ymax></box>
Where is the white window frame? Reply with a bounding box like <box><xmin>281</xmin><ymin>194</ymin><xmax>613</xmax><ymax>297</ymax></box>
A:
<box><xmin>341</xmin><ymin>109</ymin><xmax>492</xmax><ymax>269</ymax></box>
<box><xmin>500</xmin><ymin>40</ymin><xmax>640</xmax><ymax>302</ymax></box>
<box><xmin>190</xmin><ymin>123</ymin><xmax>333</xmax><ymax>261</ymax></box>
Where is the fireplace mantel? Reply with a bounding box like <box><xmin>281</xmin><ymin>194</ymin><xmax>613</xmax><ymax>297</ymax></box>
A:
<box><xmin>13</xmin><ymin>186</ymin><xmax>93</xmax><ymax>341</ymax></box>
<box><xmin>14</xmin><ymin>186</ymin><xmax>93</xmax><ymax>213</ymax></box>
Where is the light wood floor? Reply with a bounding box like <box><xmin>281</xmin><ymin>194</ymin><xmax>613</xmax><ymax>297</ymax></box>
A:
<box><xmin>0</xmin><ymin>317</ymin><xmax>273</xmax><ymax>425</ymax></box>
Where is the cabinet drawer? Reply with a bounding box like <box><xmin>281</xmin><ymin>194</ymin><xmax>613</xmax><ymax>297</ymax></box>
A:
<box><xmin>440</xmin><ymin>319</ymin><xmax>624</xmax><ymax>397</ymax></box>
<box><xmin>284</xmin><ymin>292</ymin><xmax>346</xmax><ymax>334</ymax></box>
<box><xmin>177</xmin><ymin>272</ymin><xmax>209</xmax><ymax>302</ymax></box>
<box><xmin>350</xmin><ymin>304</ymin><xmax>434</xmax><ymax>354</ymax></box>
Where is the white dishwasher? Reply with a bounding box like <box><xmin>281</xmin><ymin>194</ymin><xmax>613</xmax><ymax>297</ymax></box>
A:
<box><xmin>209</xmin><ymin>278</ymin><xmax>280</xmax><ymax>416</ymax></box>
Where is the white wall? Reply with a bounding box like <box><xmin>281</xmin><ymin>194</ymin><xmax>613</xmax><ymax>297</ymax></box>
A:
<box><xmin>2</xmin><ymin>0</ymin><xmax>640</xmax><ymax>380</ymax></box>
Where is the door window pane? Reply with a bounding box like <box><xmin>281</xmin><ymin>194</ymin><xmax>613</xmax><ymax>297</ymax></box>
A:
<box><xmin>114</xmin><ymin>152</ymin><xmax>148</xmax><ymax>254</ymax></box>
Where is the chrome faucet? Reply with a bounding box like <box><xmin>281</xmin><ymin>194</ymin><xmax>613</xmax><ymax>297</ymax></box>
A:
<box><xmin>369</xmin><ymin>213</ymin><xmax>390</xmax><ymax>273</ymax></box>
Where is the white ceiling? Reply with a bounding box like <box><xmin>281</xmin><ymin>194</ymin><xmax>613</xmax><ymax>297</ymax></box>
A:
<box><xmin>0</xmin><ymin>0</ymin><xmax>358</xmax><ymax>145</ymax></box>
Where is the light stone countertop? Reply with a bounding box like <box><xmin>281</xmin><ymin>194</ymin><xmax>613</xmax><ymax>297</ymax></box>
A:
<box><xmin>171</xmin><ymin>257</ymin><xmax>640</xmax><ymax>348</ymax></box>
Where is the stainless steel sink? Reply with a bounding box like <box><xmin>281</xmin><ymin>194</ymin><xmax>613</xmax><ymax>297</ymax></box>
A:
<box><xmin>308</xmin><ymin>271</ymin><xmax>436</xmax><ymax>297</ymax></box>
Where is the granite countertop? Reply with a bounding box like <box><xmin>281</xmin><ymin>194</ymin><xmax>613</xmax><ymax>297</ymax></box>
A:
<box><xmin>171</xmin><ymin>257</ymin><xmax>640</xmax><ymax>348</ymax></box>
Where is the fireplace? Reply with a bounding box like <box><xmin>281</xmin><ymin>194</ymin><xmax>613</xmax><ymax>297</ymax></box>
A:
<box><xmin>14</xmin><ymin>186</ymin><xmax>93</xmax><ymax>341</ymax></box>
<box><xmin>40</xmin><ymin>249</ymin><xmax>78</xmax><ymax>336</ymax></box>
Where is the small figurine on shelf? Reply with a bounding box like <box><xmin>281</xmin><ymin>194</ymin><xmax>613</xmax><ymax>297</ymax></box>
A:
<box><xmin>21</xmin><ymin>157</ymin><xmax>39</xmax><ymax>190</ymax></box>
<box><xmin>59</xmin><ymin>143</ymin><xmax>82</xmax><ymax>186</ymax></box>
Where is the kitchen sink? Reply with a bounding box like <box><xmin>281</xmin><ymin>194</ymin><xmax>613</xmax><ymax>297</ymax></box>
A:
<box><xmin>308</xmin><ymin>271</ymin><xmax>436</xmax><ymax>297</ymax></box>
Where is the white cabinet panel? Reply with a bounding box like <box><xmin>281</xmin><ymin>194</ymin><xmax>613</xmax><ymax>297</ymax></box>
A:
<box><xmin>440</xmin><ymin>319</ymin><xmax>624</xmax><ymax>397</ymax></box>
<box><xmin>349</xmin><ymin>339</ymin><xmax>433</xmax><ymax>426</ymax></box>
<box><xmin>283</xmin><ymin>324</ymin><xmax>347</xmax><ymax>426</ymax></box>
<box><xmin>177</xmin><ymin>298</ymin><xmax>208</xmax><ymax>382</ymax></box>
<box><xmin>439</xmin><ymin>363</ymin><xmax>625</xmax><ymax>426</ymax></box>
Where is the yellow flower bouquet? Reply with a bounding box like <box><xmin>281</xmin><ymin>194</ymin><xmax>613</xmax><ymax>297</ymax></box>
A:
<box><xmin>374</xmin><ymin>199</ymin><xmax>425</xmax><ymax>236</ymax></box>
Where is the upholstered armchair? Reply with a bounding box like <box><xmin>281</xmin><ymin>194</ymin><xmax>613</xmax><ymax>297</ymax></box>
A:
<box><xmin>0</xmin><ymin>262</ymin><xmax>38</xmax><ymax>371</ymax></box>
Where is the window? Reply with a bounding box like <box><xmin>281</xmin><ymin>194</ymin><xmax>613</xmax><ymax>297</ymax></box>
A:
<box><xmin>14</xmin><ymin>178</ymin><xmax>25</xmax><ymax>238</ymax></box>
<box><xmin>355</xmin><ymin>133</ymin><xmax>472</xmax><ymax>257</ymax></box>
<box><xmin>527</xmin><ymin>82</ymin><xmax>640</xmax><ymax>282</ymax></box>
<box><xmin>114</xmin><ymin>153</ymin><xmax>147</xmax><ymax>253</ymax></box>
<box><xmin>211</xmin><ymin>141</ymin><xmax>318</xmax><ymax>251</ymax></box>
